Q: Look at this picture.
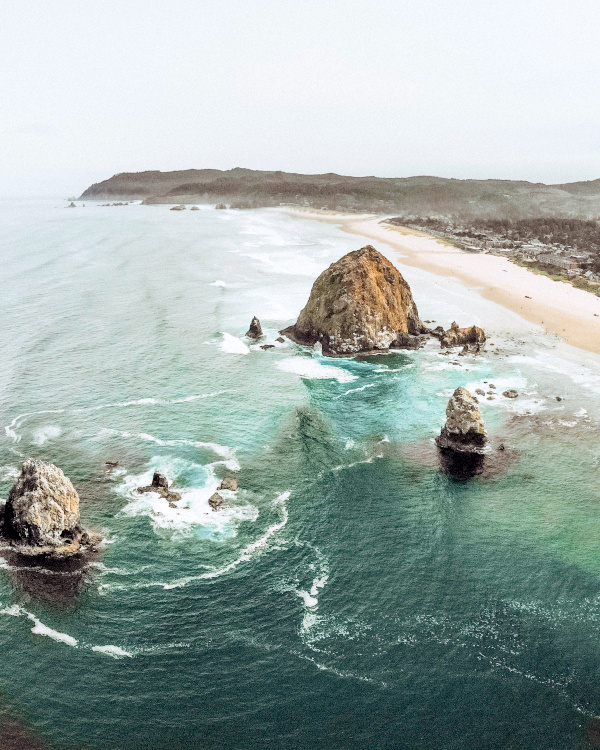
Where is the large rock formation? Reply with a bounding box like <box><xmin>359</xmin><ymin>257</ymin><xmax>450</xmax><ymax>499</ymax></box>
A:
<box><xmin>281</xmin><ymin>246</ymin><xmax>424</xmax><ymax>355</ymax></box>
<box><xmin>436</xmin><ymin>388</ymin><xmax>487</xmax><ymax>454</ymax></box>
<box><xmin>1</xmin><ymin>459</ymin><xmax>98</xmax><ymax>555</ymax></box>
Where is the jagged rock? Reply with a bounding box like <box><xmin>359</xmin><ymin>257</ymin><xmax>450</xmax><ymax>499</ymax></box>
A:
<box><xmin>1</xmin><ymin>459</ymin><xmax>98</xmax><ymax>555</ymax></box>
<box><xmin>219</xmin><ymin>477</ymin><xmax>238</xmax><ymax>491</ymax></box>
<box><xmin>137</xmin><ymin>472</ymin><xmax>181</xmax><ymax>504</ymax></box>
<box><xmin>389</xmin><ymin>331</ymin><xmax>427</xmax><ymax>350</ymax></box>
<box><xmin>276</xmin><ymin>336</ymin><xmax>285</xmax><ymax>343</ymax></box>
<box><xmin>68</xmin><ymin>202</ymin><xmax>76</xmax><ymax>208</ymax></box>
<box><xmin>208</xmin><ymin>492</ymin><xmax>225</xmax><ymax>511</ymax></box>
<box><xmin>440</xmin><ymin>321</ymin><xmax>486</xmax><ymax>349</ymax></box>
<box><xmin>105</xmin><ymin>460</ymin><xmax>119</xmax><ymax>468</ymax></box>
<box><xmin>260</xmin><ymin>344</ymin><xmax>275</xmax><ymax>350</ymax></box>
<box><xmin>436</xmin><ymin>387</ymin><xmax>487</xmax><ymax>455</ymax></box>
<box><xmin>246</xmin><ymin>316</ymin><xmax>263</xmax><ymax>339</ymax></box>
<box><xmin>503</xmin><ymin>389</ymin><xmax>519</xmax><ymax>399</ymax></box>
<box><xmin>281</xmin><ymin>246</ymin><xmax>424</xmax><ymax>355</ymax></box>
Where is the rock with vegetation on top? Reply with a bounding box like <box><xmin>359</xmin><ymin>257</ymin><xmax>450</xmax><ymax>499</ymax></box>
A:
<box><xmin>246</xmin><ymin>316</ymin><xmax>263</xmax><ymax>339</ymax></box>
<box><xmin>280</xmin><ymin>245</ymin><xmax>424</xmax><ymax>355</ymax></box>
<box><xmin>440</xmin><ymin>321</ymin><xmax>486</xmax><ymax>349</ymax></box>
<box><xmin>436</xmin><ymin>387</ymin><xmax>487</xmax><ymax>455</ymax></box>
<box><xmin>2</xmin><ymin>459</ymin><xmax>98</xmax><ymax>555</ymax></box>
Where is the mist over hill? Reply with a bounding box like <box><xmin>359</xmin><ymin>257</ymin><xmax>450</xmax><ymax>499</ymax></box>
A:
<box><xmin>80</xmin><ymin>169</ymin><xmax>600</xmax><ymax>219</ymax></box>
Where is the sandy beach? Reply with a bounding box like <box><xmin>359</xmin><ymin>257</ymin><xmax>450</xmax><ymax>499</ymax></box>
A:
<box><xmin>282</xmin><ymin>208</ymin><xmax>600</xmax><ymax>355</ymax></box>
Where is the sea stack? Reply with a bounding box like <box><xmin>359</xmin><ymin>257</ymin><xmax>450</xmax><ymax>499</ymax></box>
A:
<box><xmin>246</xmin><ymin>316</ymin><xmax>263</xmax><ymax>339</ymax></box>
<box><xmin>1</xmin><ymin>459</ymin><xmax>98</xmax><ymax>556</ymax></box>
<box><xmin>440</xmin><ymin>321</ymin><xmax>486</xmax><ymax>349</ymax></box>
<box><xmin>137</xmin><ymin>472</ymin><xmax>181</xmax><ymax>505</ymax></box>
<box><xmin>436</xmin><ymin>388</ymin><xmax>487</xmax><ymax>476</ymax></box>
<box><xmin>437</xmin><ymin>387</ymin><xmax>487</xmax><ymax>454</ymax></box>
<box><xmin>281</xmin><ymin>245</ymin><xmax>425</xmax><ymax>355</ymax></box>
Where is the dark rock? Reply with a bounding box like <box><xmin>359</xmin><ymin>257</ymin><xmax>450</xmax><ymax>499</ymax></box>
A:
<box><xmin>208</xmin><ymin>492</ymin><xmax>225</xmax><ymax>511</ymax></box>
<box><xmin>246</xmin><ymin>316</ymin><xmax>263</xmax><ymax>339</ymax></box>
<box><xmin>503</xmin><ymin>389</ymin><xmax>519</xmax><ymax>399</ymax></box>
<box><xmin>67</xmin><ymin>201</ymin><xmax>76</xmax><ymax>208</ymax></box>
<box><xmin>389</xmin><ymin>332</ymin><xmax>427</xmax><ymax>350</ymax></box>
<box><xmin>215</xmin><ymin>203</ymin><xmax>227</xmax><ymax>209</ymax></box>
<box><xmin>556</xmin><ymin>396</ymin><xmax>562</xmax><ymax>401</ymax></box>
<box><xmin>276</xmin><ymin>337</ymin><xmax>285</xmax><ymax>343</ymax></box>
<box><xmin>137</xmin><ymin>472</ymin><xmax>181</xmax><ymax>505</ymax></box>
<box><xmin>219</xmin><ymin>477</ymin><xmax>238</xmax><ymax>491</ymax></box>
<box><xmin>105</xmin><ymin>460</ymin><xmax>119</xmax><ymax>468</ymax></box>
<box><xmin>260</xmin><ymin>344</ymin><xmax>275</xmax><ymax>350</ymax></box>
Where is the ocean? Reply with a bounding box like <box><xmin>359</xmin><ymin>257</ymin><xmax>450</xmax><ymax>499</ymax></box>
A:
<box><xmin>1</xmin><ymin>198</ymin><xmax>600</xmax><ymax>749</ymax></box>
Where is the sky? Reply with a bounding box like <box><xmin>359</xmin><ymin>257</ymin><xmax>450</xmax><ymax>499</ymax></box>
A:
<box><xmin>2</xmin><ymin>0</ymin><xmax>600</xmax><ymax>195</ymax></box>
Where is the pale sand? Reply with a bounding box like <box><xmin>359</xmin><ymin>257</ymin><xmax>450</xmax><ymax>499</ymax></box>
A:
<box><xmin>281</xmin><ymin>208</ymin><xmax>600</xmax><ymax>355</ymax></box>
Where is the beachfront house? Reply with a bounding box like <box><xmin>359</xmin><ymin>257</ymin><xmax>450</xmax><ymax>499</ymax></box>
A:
<box><xmin>538</xmin><ymin>253</ymin><xmax>579</xmax><ymax>271</ymax></box>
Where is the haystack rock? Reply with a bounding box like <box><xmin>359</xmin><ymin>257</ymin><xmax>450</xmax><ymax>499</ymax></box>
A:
<box><xmin>280</xmin><ymin>245</ymin><xmax>425</xmax><ymax>355</ymax></box>
<box><xmin>2</xmin><ymin>459</ymin><xmax>98</xmax><ymax>555</ymax></box>
<box><xmin>246</xmin><ymin>316</ymin><xmax>263</xmax><ymax>339</ymax></box>
<box><xmin>436</xmin><ymin>387</ymin><xmax>487</xmax><ymax>455</ymax></box>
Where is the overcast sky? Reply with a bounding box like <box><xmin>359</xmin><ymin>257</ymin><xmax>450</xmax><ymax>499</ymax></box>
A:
<box><xmin>2</xmin><ymin>0</ymin><xmax>600</xmax><ymax>195</ymax></box>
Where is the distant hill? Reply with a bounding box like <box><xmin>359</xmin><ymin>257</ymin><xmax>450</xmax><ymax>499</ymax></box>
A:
<box><xmin>80</xmin><ymin>169</ymin><xmax>600</xmax><ymax>218</ymax></box>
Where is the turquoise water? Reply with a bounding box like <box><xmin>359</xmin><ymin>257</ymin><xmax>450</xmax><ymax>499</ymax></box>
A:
<box><xmin>2</xmin><ymin>199</ymin><xmax>600</xmax><ymax>749</ymax></box>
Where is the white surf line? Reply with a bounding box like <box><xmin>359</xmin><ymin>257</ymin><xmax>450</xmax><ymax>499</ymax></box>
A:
<box><xmin>0</xmin><ymin>604</ymin><xmax>133</xmax><ymax>658</ymax></box>
<box><xmin>3</xmin><ymin>391</ymin><xmax>229</xmax><ymax>443</ymax></box>
<box><xmin>333</xmin><ymin>383</ymin><xmax>376</xmax><ymax>399</ymax></box>
<box><xmin>100</xmin><ymin>491</ymin><xmax>291</xmax><ymax>594</ymax></box>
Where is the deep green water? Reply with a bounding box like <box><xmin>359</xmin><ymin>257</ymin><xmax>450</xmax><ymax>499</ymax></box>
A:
<box><xmin>1</xmin><ymin>198</ymin><xmax>600</xmax><ymax>749</ymax></box>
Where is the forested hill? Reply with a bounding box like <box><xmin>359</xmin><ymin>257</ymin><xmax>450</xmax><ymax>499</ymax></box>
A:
<box><xmin>79</xmin><ymin>169</ymin><xmax>600</xmax><ymax>218</ymax></box>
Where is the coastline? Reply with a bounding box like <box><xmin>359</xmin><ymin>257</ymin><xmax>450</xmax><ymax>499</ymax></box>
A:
<box><xmin>280</xmin><ymin>207</ymin><xmax>600</xmax><ymax>356</ymax></box>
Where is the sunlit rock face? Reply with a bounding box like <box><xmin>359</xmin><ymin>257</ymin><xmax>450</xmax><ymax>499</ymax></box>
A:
<box><xmin>436</xmin><ymin>387</ymin><xmax>487</xmax><ymax>454</ymax></box>
<box><xmin>281</xmin><ymin>245</ymin><xmax>423</xmax><ymax>356</ymax></box>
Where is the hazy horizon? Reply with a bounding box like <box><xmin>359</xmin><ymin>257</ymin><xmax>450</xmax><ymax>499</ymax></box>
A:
<box><xmin>3</xmin><ymin>0</ymin><xmax>600</xmax><ymax>196</ymax></box>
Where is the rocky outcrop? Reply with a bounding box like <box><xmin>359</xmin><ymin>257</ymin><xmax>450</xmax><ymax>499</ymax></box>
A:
<box><xmin>137</xmin><ymin>472</ymin><xmax>181</xmax><ymax>505</ymax></box>
<box><xmin>246</xmin><ymin>316</ymin><xmax>263</xmax><ymax>339</ymax></box>
<box><xmin>389</xmin><ymin>331</ymin><xmax>428</xmax><ymax>350</ymax></box>
<box><xmin>1</xmin><ymin>459</ymin><xmax>99</xmax><ymax>556</ymax></box>
<box><xmin>436</xmin><ymin>388</ymin><xmax>487</xmax><ymax>454</ymax></box>
<box><xmin>281</xmin><ymin>246</ymin><xmax>424</xmax><ymax>355</ymax></box>
<box><xmin>219</xmin><ymin>477</ymin><xmax>238</xmax><ymax>491</ymax></box>
<box><xmin>503</xmin><ymin>389</ymin><xmax>519</xmax><ymax>399</ymax></box>
<box><xmin>208</xmin><ymin>493</ymin><xmax>225</xmax><ymax>510</ymax></box>
<box><xmin>440</xmin><ymin>322</ymin><xmax>486</xmax><ymax>349</ymax></box>
<box><xmin>215</xmin><ymin>203</ymin><xmax>227</xmax><ymax>210</ymax></box>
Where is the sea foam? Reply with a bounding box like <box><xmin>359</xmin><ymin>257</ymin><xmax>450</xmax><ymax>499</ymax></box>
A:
<box><xmin>277</xmin><ymin>358</ymin><xmax>356</xmax><ymax>383</ymax></box>
<box><xmin>219</xmin><ymin>333</ymin><xmax>250</xmax><ymax>355</ymax></box>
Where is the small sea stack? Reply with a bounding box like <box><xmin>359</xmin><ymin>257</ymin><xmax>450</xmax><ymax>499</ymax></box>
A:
<box><xmin>436</xmin><ymin>388</ymin><xmax>487</xmax><ymax>476</ymax></box>
<box><xmin>440</xmin><ymin>321</ymin><xmax>486</xmax><ymax>349</ymax></box>
<box><xmin>137</xmin><ymin>472</ymin><xmax>181</xmax><ymax>505</ymax></box>
<box><xmin>1</xmin><ymin>459</ymin><xmax>100</xmax><ymax>556</ymax></box>
<box><xmin>246</xmin><ymin>316</ymin><xmax>263</xmax><ymax>338</ymax></box>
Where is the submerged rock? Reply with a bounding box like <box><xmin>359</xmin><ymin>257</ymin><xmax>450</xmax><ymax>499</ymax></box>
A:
<box><xmin>436</xmin><ymin>387</ymin><xmax>487</xmax><ymax>455</ymax></box>
<box><xmin>260</xmin><ymin>344</ymin><xmax>275</xmax><ymax>350</ymax></box>
<box><xmin>246</xmin><ymin>316</ymin><xmax>263</xmax><ymax>339</ymax></box>
<box><xmin>1</xmin><ymin>459</ymin><xmax>99</xmax><ymax>556</ymax></box>
<box><xmin>281</xmin><ymin>245</ymin><xmax>424</xmax><ymax>355</ymax></box>
<box><xmin>137</xmin><ymin>472</ymin><xmax>181</xmax><ymax>505</ymax></box>
<box><xmin>190</xmin><ymin>205</ymin><xmax>200</xmax><ymax>210</ymax></box>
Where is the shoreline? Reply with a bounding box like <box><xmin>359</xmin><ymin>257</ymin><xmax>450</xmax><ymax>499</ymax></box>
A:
<box><xmin>280</xmin><ymin>207</ymin><xmax>600</xmax><ymax>356</ymax></box>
